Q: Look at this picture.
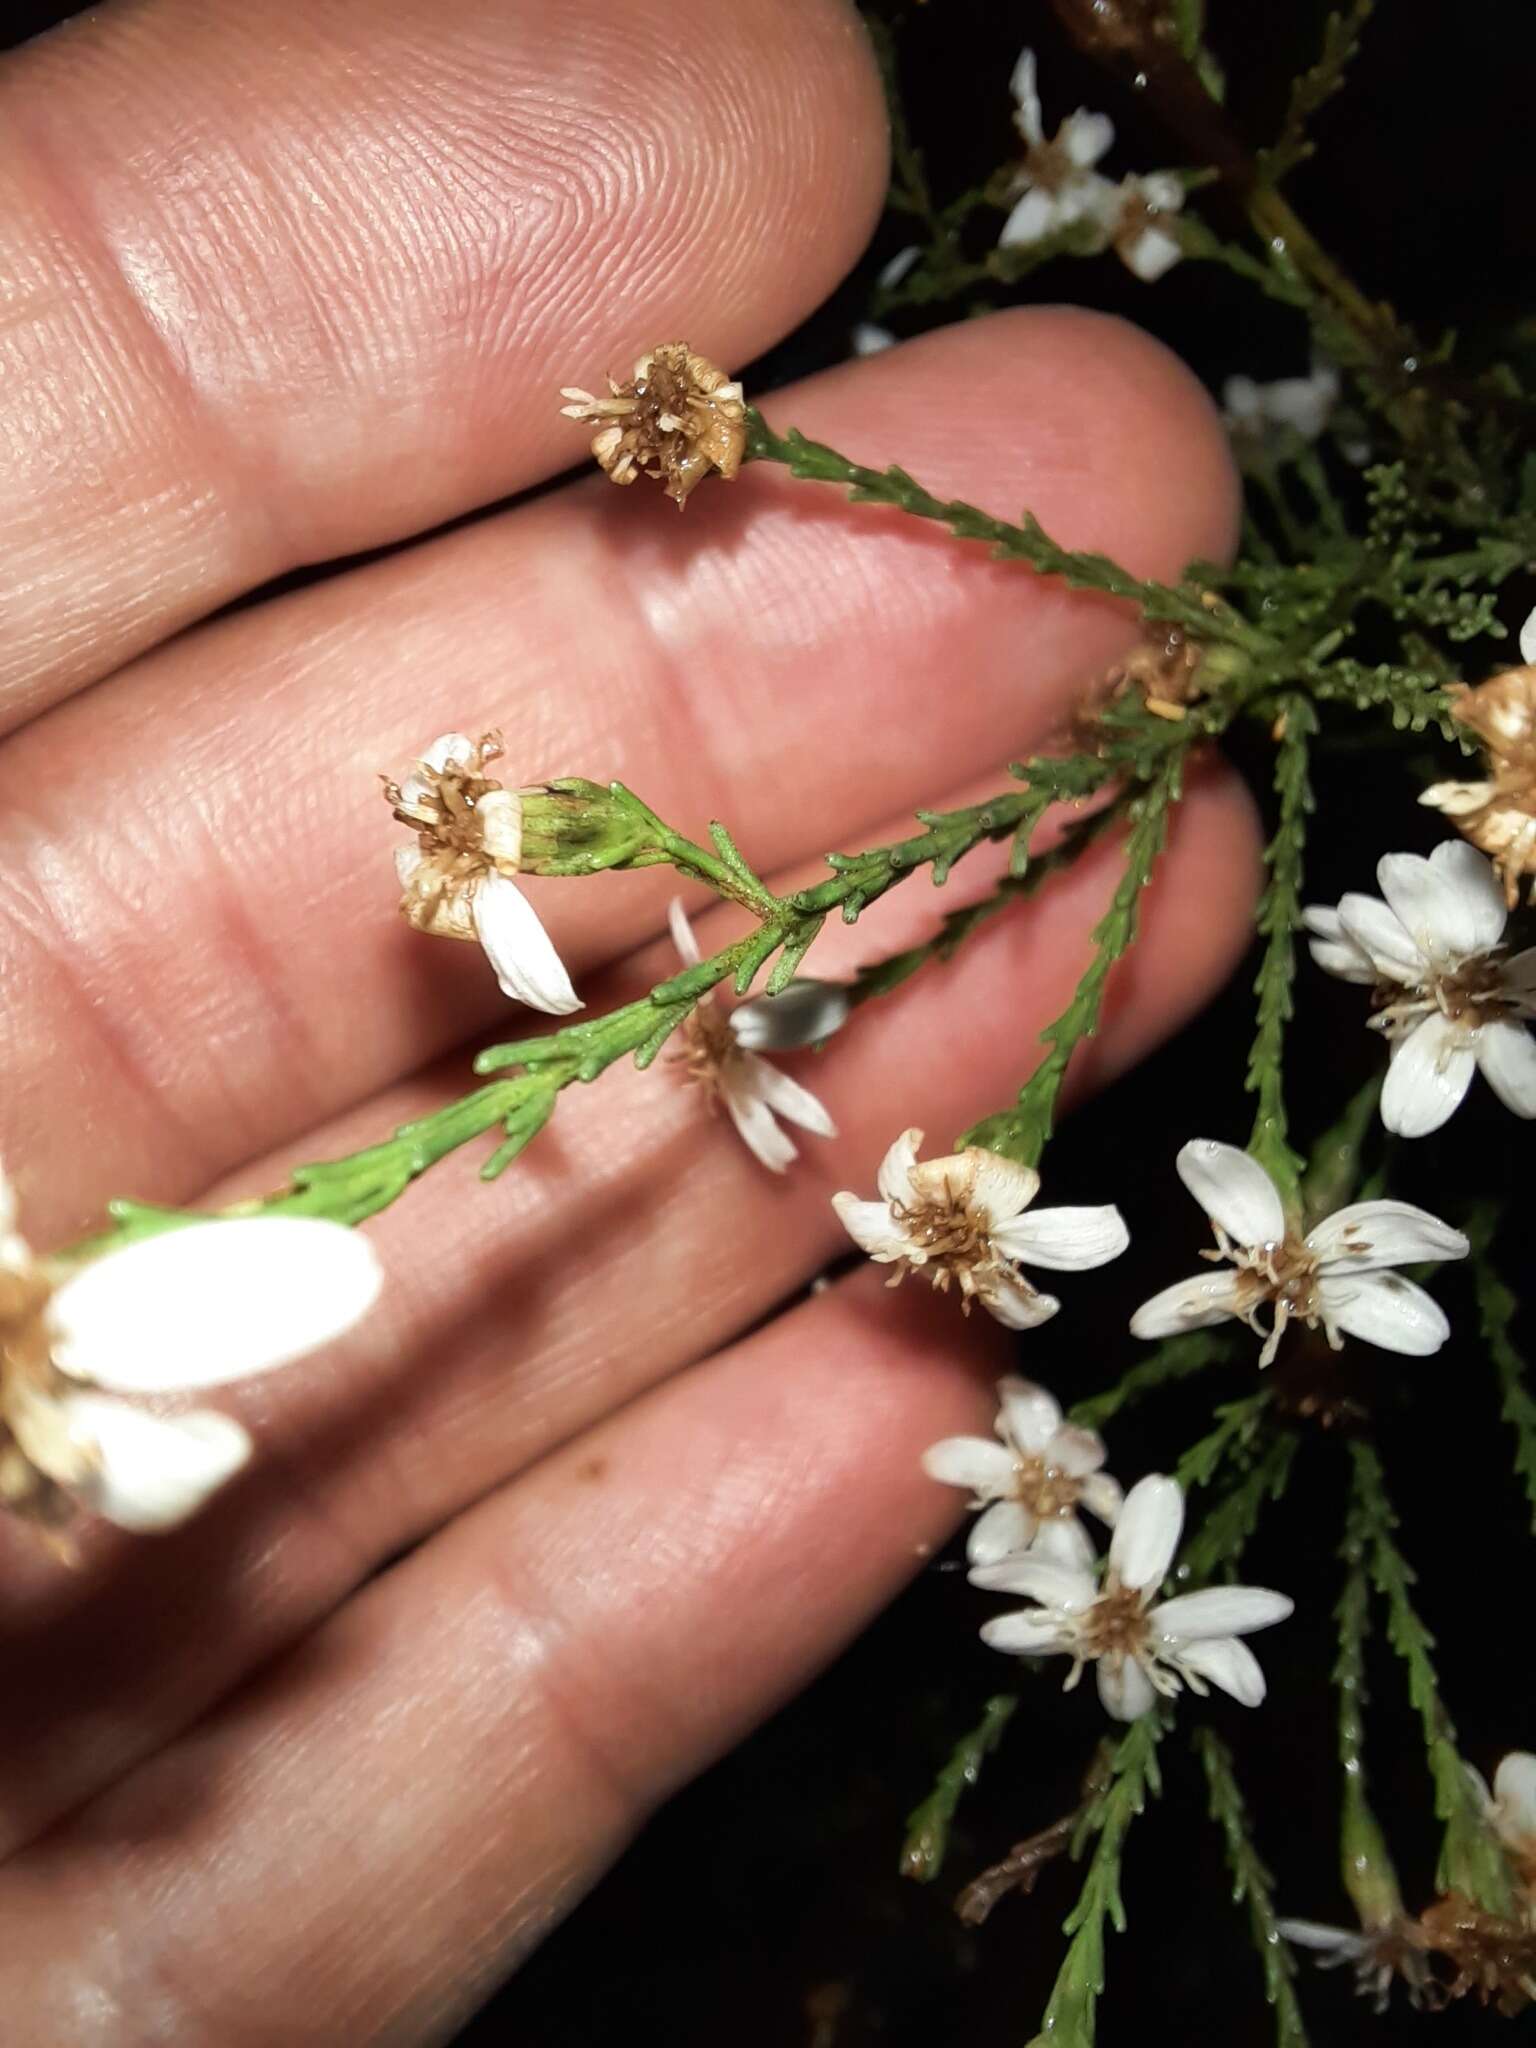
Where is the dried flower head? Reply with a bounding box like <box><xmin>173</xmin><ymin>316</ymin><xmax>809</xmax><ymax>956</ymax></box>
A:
<box><xmin>384</xmin><ymin>732</ymin><xmax>580</xmax><ymax>1014</ymax></box>
<box><xmin>560</xmin><ymin>344</ymin><xmax>747</xmax><ymax>507</ymax></box>
<box><xmin>1416</xmin><ymin>1894</ymin><xmax>1536</xmax><ymax>2015</ymax></box>
<box><xmin>0</xmin><ymin>1166</ymin><xmax>380</xmax><ymax>1544</ymax></box>
<box><xmin>1421</xmin><ymin>658</ymin><xmax>1536</xmax><ymax>909</ymax></box>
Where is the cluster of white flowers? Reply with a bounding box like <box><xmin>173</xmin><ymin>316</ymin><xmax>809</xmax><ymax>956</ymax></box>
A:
<box><xmin>0</xmin><ymin>1167</ymin><xmax>380</xmax><ymax>1537</ymax></box>
<box><xmin>925</xmin><ymin>1376</ymin><xmax>1293</xmax><ymax>1721</ymax></box>
<box><xmin>1222</xmin><ymin>360</ymin><xmax>1340</xmax><ymax>444</ymax></box>
<box><xmin>1000</xmin><ymin>48</ymin><xmax>1186</xmax><ymax>283</ymax></box>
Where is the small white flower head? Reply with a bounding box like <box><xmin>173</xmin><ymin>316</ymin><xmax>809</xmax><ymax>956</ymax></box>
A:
<box><xmin>1111</xmin><ymin>170</ymin><xmax>1186</xmax><ymax>282</ymax></box>
<box><xmin>1468</xmin><ymin>1753</ymin><xmax>1536</xmax><ymax>1884</ymax></box>
<box><xmin>1277</xmin><ymin>1919</ymin><xmax>1431</xmax><ymax>2013</ymax></box>
<box><xmin>922</xmin><ymin>1375</ymin><xmax>1121</xmax><ymax>1569</ymax></box>
<box><xmin>1130</xmin><ymin>1140</ymin><xmax>1468</xmax><ymax>1366</ymax></box>
<box><xmin>973</xmin><ymin>1472</ymin><xmax>1293</xmax><ymax>1720</ymax></box>
<box><xmin>1304</xmin><ymin>842</ymin><xmax>1536</xmax><ymax>1134</ymax></box>
<box><xmin>1422</xmin><ymin>660</ymin><xmax>1536</xmax><ymax>910</ymax></box>
<box><xmin>385</xmin><ymin>732</ymin><xmax>581</xmax><ymax>1015</ymax></box>
<box><xmin>668</xmin><ymin>902</ymin><xmax>836</xmax><ymax>1174</ymax></box>
<box><xmin>1222</xmin><ymin>360</ymin><xmax>1340</xmax><ymax>445</ymax></box>
<box><xmin>1000</xmin><ymin>46</ymin><xmax>1118</xmax><ymax>251</ymax></box>
<box><xmin>0</xmin><ymin>1166</ymin><xmax>382</xmax><ymax>1541</ymax></box>
<box><xmin>833</xmin><ymin>1130</ymin><xmax>1128</xmax><ymax>1330</ymax></box>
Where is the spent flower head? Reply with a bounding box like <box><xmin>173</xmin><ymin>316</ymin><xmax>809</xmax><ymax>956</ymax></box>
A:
<box><xmin>922</xmin><ymin>1375</ymin><xmax>1122</xmax><ymax>1570</ymax></box>
<box><xmin>385</xmin><ymin>731</ymin><xmax>582</xmax><ymax>1015</ymax></box>
<box><xmin>560</xmin><ymin>344</ymin><xmax>746</xmax><ymax>507</ymax></box>
<box><xmin>832</xmin><ymin>1129</ymin><xmax>1128</xmax><ymax>1330</ymax></box>
<box><xmin>1129</xmin><ymin>1139</ymin><xmax>1467</xmax><ymax>1366</ymax></box>
<box><xmin>0</xmin><ymin>1167</ymin><xmax>380</xmax><ymax>1541</ymax></box>
<box><xmin>972</xmin><ymin>1472</ymin><xmax>1293</xmax><ymax>1720</ymax></box>
<box><xmin>1421</xmin><ymin>632</ymin><xmax>1536</xmax><ymax>910</ymax></box>
<box><xmin>1305</xmin><ymin>841</ymin><xmax>1536</xmax><ymax>1135</ymax></box>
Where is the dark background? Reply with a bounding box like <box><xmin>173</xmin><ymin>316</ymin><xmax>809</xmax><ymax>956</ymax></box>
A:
<box><xmin>3</xmin><ymin>4</ymin><xmax>1532</xmax><ymax>2043</ymax></box>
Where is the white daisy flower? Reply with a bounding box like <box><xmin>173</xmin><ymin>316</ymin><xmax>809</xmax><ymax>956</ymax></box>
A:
<box><xmin>0</xmin><ymin>1167</ymin><xmax>382</xmax><ymax>1536</ymax></box>
<box><xmin>832</xmin><ymin>1129</ymin><xmax>1128</xmax><ymax>1330</ymax></box>
<box><xmin>1112</xmin><ymin>170</ymin><xmax>1186</xmax><ymax>282</ymax></box>
<box><xmin>922</xmin><ymin>1375</ymin><xmax>1121</xmax><ymax>1569</ymax></box>
<box><xmin>1467</xmin><ymin>1752</ymin><xmax>1536</xmax><ymax>1880</ymax></box>
<box><xmin>669</xmin><ymin>902</ymin><xmax>836</xmax><ymax>1173</ymax></box>
<box><xmin>1129</xmin><ymin>1140</ymin><xmax>1467</xmax><ymax>1366</ymax></box>
<box><xmin>1222</xmin><ymin>361</ymin><xmax>1340</xmax><ymax>443</ymax></box>
<box><xmin>999</xmin><ymin>46</ymin><xmax>1119</xmax><ymax>251</ymax></box>
<box><xmin>972</xmin><ymin>1472</ymin><xmax>1293</xmax><ymax>1720</ymax></box>
<box><xmin>385</xmin><ymin>732</ymin><xmax>581</xmax><ymax>1015</ymax></box>
<box><xmin>1304</xmin><ymin>841</ymin><xmax>1536</xmax><ymax>1134</ymax></box>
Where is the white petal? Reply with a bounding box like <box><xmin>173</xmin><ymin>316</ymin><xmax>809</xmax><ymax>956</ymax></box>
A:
<box><xmin>416</xmin><ymin>732</ymin><xmax>477</xmax><ymax>775</ymax></box>
<box><xmin>947</xmin><ymin>1149</ymin><xmax>1038</xmax><ymax>1229</ymax></box>
<box><xmin>1136</xmin><ymin>171</ymin><xmax>1185</xmax><ymax>213</ymax></box>
<box><xmin>1381</xmin><ymin>1014</ymin><xmax>1476</xmax><ymax>1137</ymax></box>
<box><xmin>1320</xmin><ymin>1270</ymin><xmax>1451</xmax><ymax>1356</ymax></box>
<box><xmin>1029</xmin><ymin>1513</ymin><xmax>1097</xmax><ymax>1572</ymax></box>
<box><xmin>1046</xmin><ymin>1426</ymin><xmax>1108</xmax><ymax>1481</ymax></box>
<box><xmin>719</xmin><ymin>1073</ymin><xmax>799</xmax><ymax>1173</ymax></box>
<box><xmin>1421</xmin><ymin>778</ymin><xmax>1494</xmax><ymax>819</ymax></box>
<box><xmin>730</xmin><ymin>981</ymin><xmax>851</xmax><ymax>1053</ymax></box>
<box><xmin>60</xmin><ymin>1395</ymin><xmax>252</xmax><ymax>1532</ymax></box>
<box><xmin>967</xmin><ymin>1499</ymin><xmax>1037</xmax><ymax>1567</ymax></box>
<box><xmin>1521</xmin><ymin>605</ymin><xmax>1536</xmax><ymax>667</ymax></box>
<box><xmin>877</xmin><ymin>1128</ymin><xmax>923</xmax><ymax>1205</ymax></box>
<box><xmin>1336</xmin><ymin>893</ymin><xmax>1426</xmax><ymax>983</ymax></box>
<box><xmin>1081</xmin><ymin>1471</ymin><xmax>1123</xmax><ymax>1525</ymax></box>
<box><xmin>1096</xmin><ymin>1656</ymin><xmax>1158</xmax><ymax>1721</ymax></box>
<box><xmin>831</xmin><ymin>1194</ymin><xmax>909</xmax><ymax>1262</ymax></box>
<box><xmin>921</xmin><ymin>1436</ymin><xmax>1017</xmax><ymax>1499</ymax></box>
<box><xmin>875</xmin><ymin>245</ymin><xmax>920</xmax><ymax>290</ymax></box>
<box><xmin>1107</xmin><ymin>1473</ymin><xmax>1183</xmax><ymax>1592</ymax></box>
<box><xmin>969</xmin><ymin>1555</ymin><xmax>1097</xmax><ymax>1610</ymax></box>
<box><xmin>1278</xmin><ymin>1921</ymin><xmax>1369</xmax><ymax>1957</ymax></box>
<box><xmin>1171</xmin><ymin>1635</ymin><xmax>1268</xmax><ymax>1706</ymax></box>
<box><xmin>997</xmin><ymin>1375</ymin><xmax>1062</xmax><ymax>1454</ymax></box>
<box><xmin>667</xmin><ymin>896</ymin><xmax>702</xmax><ymax>968</ymax></box>
<box><xmin>1377</xmin><ymin>850</ymin><xmax>1501</xmax><ymax>965</ymax></box>
<box><xmin>1222</xmin><ymin>375</ymin><xmax>1263</xmax><ymax>429</ymax></box>
<box><xmin>1475</xmin><ymin>1018</ymin><xmax>1536</xmax><ymax>1117</ymax></box>
<box><xmin>994</xmin><ymin>1203</ymin><xmax>1128</xmax><ymax>1271</ymax></box>
<box><xmin>1151</xmin><ymin>1586</ymin><xmax>1294</xmax><ymax>1642</ymax></box>
<box><xmin>476</xmin><ymin>788</ymin><xmax>524</xmax><ymax>866</ymax></box>
<box><xmin>1505</xmin><ymin>947</ymin><xmax>1536</xmax><ymax>999</ymax></box>
<box><xmin>1009</xmin><ymin>45</ymin><xmax>1043</xmax><ymax>140</ymax></box>
<box><xmin>472</xmin><ymin>872</ymin><xmax>581</xmax><ymax>1014</ymax></box>
<box><xmin>1060</xmin><ymin>108</ymin><xmax>1114</xmax><ymax>166</ymax></box>
<box><xmin>978</xmin><ymin>1269</ymin><xmax>1058</xmax><ymax>1331</ymax></box>
<box><xmin>1494</xmin><ymin>1753</ymin><xmax>1536</xmax><ymax>1842</ymax></box>
<box><xmin>1307</xmin><ymin>1199</ymin><xmax>1470</xmax><ymax>1272</ymax></box>
<box><xmin>0</xmin><ymin>1163</ymin><xmax>17</xmax><ymax>1238</ymax></box>
<box><xmin>1427</xmin><ymin>840</ymin><xmax>1508</xmax><ymax>950</ymax></box>
<box><xmin>49</xmin><ymin>1218</ymin><xmax>383</xmax><ymax>1393</ymax></box>
<box><xmin>1121</xmin><ymin>224</ymin><xmax>1182</xmax><ymax>282</ymax></box>
<box><xmin>980</xmin><ymin>1611</ymin><xmax>1071</xmax><ymax>1657</ymax></box>
<box><xmin>1176</xmin><ymin>1139</ymin><xmax>1286</xmax><ymax>1246</ymax></box>
<box><xmin>1302</xmin><ymin>906</ymin><xmax>1377</xmax><ymax>984</ymax></box>
<box><xmin>998</xmin><ymin>185</ymin><xmax>1060</xmax><ymax>249</ymax></box>
<box><xmin>1129</xmin><ymin>1270</ymin><xmax>1245</xmax><ymax>1340</ymax></box>
<box><xmin>852</xmin><ymin>323</ymin><xmax>896</xmax><ymax>357</ymax></box>
<box><xmin>394</xmin><ymin>843</ymin><xmax>425</xmax><ymax>889</ymax></box>
<box><xmin>745</xmin><ymin>1056</ymin><xmax>837</xmax><ymax>1139</ymax></box>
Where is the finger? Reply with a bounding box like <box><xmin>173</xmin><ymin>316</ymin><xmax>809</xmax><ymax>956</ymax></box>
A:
<box><xmin>0</xmin><ymin>308</ymin><xmax>1239</xmax><ymax>1239</ymax></box>
<box><xmin>0</xmin><ymin>760</ymin><xmax>1257</xmax><ymax>1852</ymax></box>
<box><xmin>0</xmin><ymin>1272</ymin><xmax>1008</xmax><ymax>2042</ymax></box>
<box><xmin>0</xmin><ymin>0</ymin><xmax>887</xmax><ymax>721</ymax></box>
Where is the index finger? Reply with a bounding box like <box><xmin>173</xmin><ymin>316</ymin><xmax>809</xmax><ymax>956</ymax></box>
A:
<box><xmin>0</xmin><ymin>0</ymin><xmax>886</xmax><ymax>726</ymax></box>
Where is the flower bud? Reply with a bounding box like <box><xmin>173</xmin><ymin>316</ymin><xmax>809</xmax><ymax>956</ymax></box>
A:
<box><xmin>515</xmin><ymin>780</ymin><xmax>661</xmax><ymax>877</ymax></box>
<box><xmin>728</xmin><ymin>979</ymin><xmax>851</xmax><ymax>1053</ymax></box>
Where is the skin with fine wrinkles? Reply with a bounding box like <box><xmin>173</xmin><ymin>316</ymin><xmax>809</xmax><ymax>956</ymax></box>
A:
<box><xmin>0</xmin><ymin>0</ymin><xmax>1254</xmax><ymax>2038</ymax></box>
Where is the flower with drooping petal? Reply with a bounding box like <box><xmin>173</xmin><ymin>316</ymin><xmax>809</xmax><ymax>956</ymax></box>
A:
<box><xmin>728</xmin><ymin>978</ymin><xmax>850</xmax><ymax>1054</ymax></box>
<box><xmin>832</xmin><ymin>1130</ymin><xmax>1128</xmax><ymax>1330</ymax></box>
<box><xmin>999</xmin><ymin>47</ymin><xmax>1119</xmax><ymax>252</ymax></box>
<box><xmin>668</xmin><ymin>903</ymin><xmax>836</xmax><ymax>1174</ymax></box>
<box><xmin>1111</xmin><ymin>170</ymin><xmax>1186</xmax><ymax>282</ymax></box>
<box><xmin>1468</xmin><ymin>1753</ymin><xmax>1536</xmax><ymax>1890</ymax></box>
<box><xmin>972</xmin><ymin>1472</ymin><xmax>1293</xmax><ymax>1720</ymax></box>
<box><xmin>1129</xmin><ymin>1140</ymin><xmax>1468</xmax><ymax>1366</ymax></box>
<box><xmin>922</xmin><ymin>1375</ymin><xmax>1121</xmax><ymax>1569</ymax></box>
<box><xmin>559</xmin><ymin>344</ymin><xmax>746</xmax><ymax>507</ymax></box>
<box><xmin>1422</xmin><ymin>640</ymin><xmax>1536</xmax><ymax>910</ymax></box>
<box><xmin>1277</xmin><ymin>1918</ymin><xmax>1432</xmax><ymax>2013</ymax></box>
<box><xmin>1222</xmin><ymin>360</ymin><xmax>1340</xmax><ymax>444</ymax></box>
<box><xmin>385</xmin><ymin>732</ymin><xmax>581</xmax><ymax>1015</ymax></box>
<box><xmin>0</xmin><ymin>1165</ymin><xmax>382</xmax><ymax>1540</ymax></box>
<box><xmin>1305</xmin><ymin>841</ymin><xmax>1536</xmax><ymax>1134</ymax></box>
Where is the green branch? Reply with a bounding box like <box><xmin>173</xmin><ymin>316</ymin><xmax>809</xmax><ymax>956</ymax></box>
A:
<box><xmin>1333</xmin><ymin>1516</ymin><xmax>1408</xmax><ymax>1928</ymax></box>
<box><xmin>1068</xmin><ymin>1330</ymin><xmax>1232</xmax><ymax>1434</ymax></box>
<box><xmin>1468</xmin><ymin>1208</ymin><xmax>1536</xmax><ymax>1533</ymax></box>
<box><xmin>900</xmin><ymin>1695</ymin><xmax>1018</xmax><ymax>1884</ymax></box>
<box><xmin>1177</xmin><ymin>1431</ymin><xmax>1296</xmax><ymax>1589</ymax></box>
<box><xmin>1195</xmin><ymin>1729</ymin><xmax>1310</xmax><ymax>2046</ymax></box>
<box><xmin>1246</xmin><ymin>697</ymin><xmax>1316</xmax><ymax>1209</ymax></box>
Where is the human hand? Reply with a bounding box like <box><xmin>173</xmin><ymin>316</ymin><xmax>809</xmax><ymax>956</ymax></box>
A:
<box><xmin>0</xmin><ymin>0</ymin><xmax>1255</xmax><ymax>2037</ymax></box>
